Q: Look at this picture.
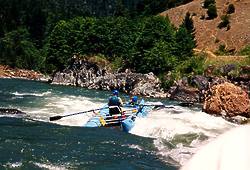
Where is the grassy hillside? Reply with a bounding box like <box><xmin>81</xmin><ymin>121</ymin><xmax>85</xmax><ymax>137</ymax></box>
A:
<box><xmin>160</xmin><ymin>0</ymin><xmax>250</xmax><ymax>53</ymax></box>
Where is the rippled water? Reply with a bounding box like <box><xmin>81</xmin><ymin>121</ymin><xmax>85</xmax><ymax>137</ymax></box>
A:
<box><xmin>0</xmin><ymin>78</ymin><xmax>236</xmax><ymax>169</ymax></box>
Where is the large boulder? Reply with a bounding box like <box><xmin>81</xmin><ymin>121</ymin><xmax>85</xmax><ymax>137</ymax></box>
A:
<box><xmin>203</xmin><ymin>82</ymin><xmax>250</xmax><ymax>117</ymax></box>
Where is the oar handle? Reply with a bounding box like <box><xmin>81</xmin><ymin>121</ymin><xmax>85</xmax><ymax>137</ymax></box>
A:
<box><xmin>49</xmin><ymin>107</ymin><xmax>108</xmax><ymax>121</ymax></box>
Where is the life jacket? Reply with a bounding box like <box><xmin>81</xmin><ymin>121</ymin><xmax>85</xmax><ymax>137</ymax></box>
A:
<box><xmin>108</xmin><ymin>96</ymin><xmax>121</xmax><ymax>106</ymax></box>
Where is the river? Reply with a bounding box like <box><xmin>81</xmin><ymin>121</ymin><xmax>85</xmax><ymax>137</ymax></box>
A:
<box><xmin>0</xmin><ymin>78</ymin><xmax>236</xmax><ymax>169</ymax></box>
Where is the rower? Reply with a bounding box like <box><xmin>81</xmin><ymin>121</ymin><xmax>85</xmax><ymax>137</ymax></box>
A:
<box><xmin>129</xmin><ymin>96</ymin><xmax>138</xmax><ymax>106</ymax></box>
<box><xmin>108</xmin><ymin>90</ymin><xmax>123</xmax><ymax>116</ymax></box>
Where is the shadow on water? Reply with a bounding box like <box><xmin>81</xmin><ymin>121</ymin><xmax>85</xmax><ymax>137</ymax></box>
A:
<box><xmin>0</xmin><ymin>117</ymin><xmax>178</xmax><ymax>170</ymax></box>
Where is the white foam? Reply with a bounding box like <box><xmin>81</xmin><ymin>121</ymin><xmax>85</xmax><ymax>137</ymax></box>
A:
<box><xmin>3</xmin><ymin>162</ymin><xmax>22</xmax><ymax>168</ymax></box>
<box><xmin>33</xmin><ymin>162</ymin><xmax>68</xmax><ymax>170</ymax></box>
<box><xmin>121</xmin><ymin>144</ymin><xmax>143</xmax><ymax>151</ymax></box>
<box><xmin>130</xmin><ymin>107</ymin><xmax>235</xmax><ymax>139</ymax></box>
<box><xmin>129</xmin><ymin>106</ymin><xmax>236</xmax><ymax>166</ymax></box>
<box><xmin>25</xmin><ymin>94</ymin><xmax>105</xmax><ymax>127</ymax></box>
<box><xmin>12</xmin><ymin>91</ymin><xmax>51</xmax><ymax>97</ymax></box>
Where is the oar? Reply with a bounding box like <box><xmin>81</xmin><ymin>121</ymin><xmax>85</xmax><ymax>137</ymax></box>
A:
<box><xmin>126</xmin><ymin>104</ymin><xmax>173</xmax><ymax>109</ymax></box>
<box><xmin>134</xmin><ymin>103</ymin><xmax>174</xmax><ymax>116</ymax></box>
<box><xmin>49</xmin><ymin>107</ymin><xmax>108</xmax><ymax>121</ymax></box>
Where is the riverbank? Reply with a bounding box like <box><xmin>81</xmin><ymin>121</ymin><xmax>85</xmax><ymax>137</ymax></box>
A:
<box><xmin>1</xmin><ymin>62</ymin><xmax>249</xmax><ymax>123</ymax></box>
<box><xmin>0</xmin><ymin>65</ymin><xmax>49</xmax><ymax>82</ymax></box>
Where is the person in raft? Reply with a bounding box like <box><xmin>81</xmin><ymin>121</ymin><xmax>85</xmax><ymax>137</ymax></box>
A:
<box><xmin>129</xmin><ymin>96</ymin><xmax>139</xmax><ymax>106</ymax></box>
<box><xmin>108</xmin><ymin>90</ymin><xmax>123</xmax><ymax>116</ymax></box>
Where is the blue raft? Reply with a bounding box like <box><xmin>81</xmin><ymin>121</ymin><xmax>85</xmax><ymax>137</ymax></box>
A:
<box><xmin>84</xmin><ymin>99</ymin><xmax>164</xmax><ymax>133</ymax></box>
<box><xmin>121</xmin><ymin>100</ymin><xmax>155</xmax><ymax>132</ymax></box>
<box><xmin>84</xmin><ymin>104</ymin><xmax>137</xmax><ymax>128</ymax></box>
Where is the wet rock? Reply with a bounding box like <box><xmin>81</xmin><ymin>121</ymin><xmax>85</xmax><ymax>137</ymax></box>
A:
<box><xmin>179</xmin><ymin>102</ymin><xmax>194</xmax><ymax>107</ymax></box>
<box><xmin>223</xmin><ymin>115</ymin><xmax>248</xmax><ymax>124</ymax></box>
<box><xmin>203</xmin><ymin>82</ymin><xmax>250</xmax><ymax>117</ymax></box>
<box><xmin>0</xmin><ymin>108</ymin><xmax>26</xmax><ymax>115</ymax></box>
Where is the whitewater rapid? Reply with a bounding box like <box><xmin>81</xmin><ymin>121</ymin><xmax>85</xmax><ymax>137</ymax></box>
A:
<box><xmin>11</xmin><ymin>90</ymin><xmax>236</xmax><ymax>166</ymax></box>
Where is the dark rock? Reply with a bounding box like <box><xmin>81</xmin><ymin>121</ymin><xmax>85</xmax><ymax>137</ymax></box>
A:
<box><xmin>0</xmin><ymin>108</ymin><xmax>26</xmax><ymax>115</ymax></box>
<box><xmin>169</xmin><ymin>85</ymin><xmax>200</xmax><ymax>103</ymax></box>
<box><xmin>220</xmin><ymin>64</ymin><xmax>237</xmax><ymax>76</ymax></box>
<box><xmin>223</xmin><ymin>115</ymin><xmax>248</xmax><ymax>124</ymax></box>
<box><xmin>191</xmin><ymin>75</ymin><xmax>209</xmax><ymax>91</ymax></box>
<box><xmin>209</xmin><ymin>77</ymin><xmax>228</xmax><ymax>87</ymax></box>
<box><xmin>179</xmin><ymin>102</ymin><xmax>194</xmax><ymax>107</ymax></box>
<box><xmin>51</xmin><ymin>57</ymin><xmax>167</xmax><ymax>98</ymax></box>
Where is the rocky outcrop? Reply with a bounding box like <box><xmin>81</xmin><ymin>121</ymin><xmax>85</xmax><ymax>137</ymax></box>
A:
<box><xmin>52</xmin><ymin>57</ymin><xmax>167</xmax><ymax>98</ymax></box>
<box><xmin>168</xmin><ymin>73</ymin><xmax>249</xmax><ymax>104</ymax></box>
<box><xmin>203</xmin><ymin>82</ymin><xmax>250</xmax><ymax>117</ymax></box>
<box><xmin>169</xmin><ymin>85</ymin><xmax>200</xmax><ymax>103</ymax></box>
<box><xmin>168</xmin><ymin>77</ymin><xmax>206</xmax><ymax>103</ymax></box>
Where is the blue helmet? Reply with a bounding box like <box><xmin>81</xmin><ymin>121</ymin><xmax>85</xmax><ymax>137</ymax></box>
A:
<box><xmin>132</xmin><ymin>96</ymin><xmax>138</xmax><ymax>102</ymax></box>
<box><xmin>112</xmin><ymin>90</ymin><xmax>119</xmax><ymax>96</ymax></box>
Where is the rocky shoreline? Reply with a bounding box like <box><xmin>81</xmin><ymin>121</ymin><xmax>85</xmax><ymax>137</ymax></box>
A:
<box><xmin>50</xmin><ymin>57</ymin><xmax>250</xmax><ymax>123</ymax></box>
<box><xmin>1</xmin><ymin>59</ymin><xmax>249</xmax><ymax>124</ymax></box>
<box><xmin>0</xmin><ymin>65</ymin><xmax>49</xmax><ymax>82</ymax></box>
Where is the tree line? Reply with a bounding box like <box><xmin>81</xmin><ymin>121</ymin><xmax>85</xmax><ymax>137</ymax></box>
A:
<box><xmin>0</xmin><ymin>0</ymin><xmax>196</xmax><ymax>81</ymax></box>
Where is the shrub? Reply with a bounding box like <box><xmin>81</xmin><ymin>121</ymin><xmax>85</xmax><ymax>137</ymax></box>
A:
<box><xmin>239</xmin><ymin>45</ymin><xmax>250</xmax><ymax>56</ymax></box>
<box><xmin>173</xmin><ymin>54</ymin><xmax>206</xmax><ymax>78</ymax></box>
<box><xmin>207</xmin><ymin>4</ymin><xmax>218</xmax><ymax>19</ymax></box>
<box><xmin>203</xmin><ymin>0</ymin><xmax>215</xmax><ymax>8</ymax></box>
<box><xmin>215</xmin><ymin>44</ymin><xmax>228</xmax><ymax>55</ymax></box>
<box><xmin>227</xmin><ymin>4</ymin><xmax>235</xmax><ymax>14</ymax></box>
<box><xmin>175</xmin><ymin>26</ymin><xmax>196</xmax><ymax>61</ymax></box>
<box><xmin>218</xmin><ymin>15</ymin><xmax>230</xmax><ymax>29</ymax></box>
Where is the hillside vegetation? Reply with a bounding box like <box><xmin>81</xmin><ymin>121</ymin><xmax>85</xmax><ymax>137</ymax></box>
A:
<box><xmin>0</xmin><ymin>0</ymin><xmax>196</xmax><ymax>76</ymax></box>
<box><xmin>0</xmin><ymin>0</ymin><xmax>249</xmax><ymax>92</ymax></box>
<box><xmin>160</xmin><ymin>0</ymin><xmax>250</xmax><ymax>53</ymax></box>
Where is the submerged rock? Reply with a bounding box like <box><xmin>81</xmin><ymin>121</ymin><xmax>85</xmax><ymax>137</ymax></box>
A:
<box><xmin>223</xmin><ymin>115</ymin><xmax>248</xmax><ymax>124</ymax></box>
<box><xmin>203</xmin><ymin>82</ymin><xmax>250</xmax><ymax>117</ymax></box>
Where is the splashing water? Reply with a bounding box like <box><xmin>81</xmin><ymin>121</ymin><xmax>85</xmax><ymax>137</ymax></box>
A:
<box><xmin>130</xmin><ymin>106</ymin><xmax>236</xmax><ymax>165</ymax></box>
<box><xmin>0</xmin><ymin>78</ymin><xmax>237</xmax><ymax>167</ymax></box>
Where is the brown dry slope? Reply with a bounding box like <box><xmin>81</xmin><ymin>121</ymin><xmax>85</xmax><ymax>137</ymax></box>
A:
<box><xmin>160</xmin><ymin>0</ymin><xmax>250</xmax><ymax>53</ymax></box>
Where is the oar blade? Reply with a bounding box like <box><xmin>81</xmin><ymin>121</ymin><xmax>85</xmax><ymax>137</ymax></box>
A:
<box><xmin>49</xmin><ymin>115</ymin><xmax>63</xmax><ymax>121</ymax></box>
<box><xmin>153</xmin><ymin>104</ymin><xmax>165</xmax><ymax>109</ymax></box>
